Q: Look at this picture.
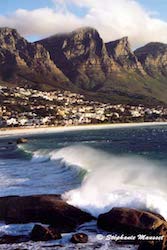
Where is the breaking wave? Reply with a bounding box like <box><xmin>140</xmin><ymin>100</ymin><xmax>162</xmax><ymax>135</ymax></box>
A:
<box><xmin>57</xmin><ymin>146</ymin><xmax>167</xmax><ymax>219</ymax></box>
<box><xmin>6</xmin><ymin>144</ymin><xmax>167</xmax><ymax>219</ymax></box>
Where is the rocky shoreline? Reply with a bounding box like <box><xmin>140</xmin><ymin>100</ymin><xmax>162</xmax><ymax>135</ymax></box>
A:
<box><xmin>0</xmin><ymin>195</ymin><xmax>166</xmax><ymax>249</ymax></box>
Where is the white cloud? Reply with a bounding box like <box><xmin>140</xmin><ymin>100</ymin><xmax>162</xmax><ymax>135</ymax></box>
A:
<box><xmin>0</xmin><ymin>8</ymin><xmax>83</xmax><ymax>38</ymax></box>
<box><xmin>0</xmin><ymin>0</ymin><xmax>167</xmax><ymax>47</ymax></box>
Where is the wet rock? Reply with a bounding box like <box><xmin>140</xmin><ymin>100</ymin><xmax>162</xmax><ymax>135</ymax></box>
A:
<box><xmin>30</xmin><ymin>224</ymin><xmax>62</xmax><ymax>242</ymax></box>
<box><xmin>159</xmin><ymin>223</ymin><xmax>167</xmax><ymax>250</ymax></box>
<box><xmin>138</xmin><ymin>241</ymin><xmax>161</xmax><ymax>250</ymax></box>
<box><xmin>0</xmin><ymin>235</ymin><xmax>29</xmax><ymax>244</ymax></box>
<box><xmin>41</xmin><ymin>244</ymin><xmax>63</xmax><ymax>248</ymax></box>
<box><xmin>147</xmin><ymin>211</ymin><xmax>166</xmax><ymax>222</ymax></box>
<box><xmin>97</xmin><ymin>207</ymin><xmax>164</xmax><ymax>234</ymax></box>
<box><xmin>70</xmin><ymin>233</ymin><xmax>88</xmax><ymax>244</ymax></box>
<box><xmin>14</xmin><ymin>249</ymin><xmax>28</xmax><ymax>250</ymax></box>
<box><xmin>0</xmin><ymin>195</ymin><xmax>94</xmax><ymax>233</ymax></box>
<box><xmin>16</xmin><ymin>138</ymin><xmax>28</xmax><ymax>144</ymax></box>
<box><xmin>98</xmin><ymin>207</ymin><xmax>167</xmax><ymax>249</ymax></box>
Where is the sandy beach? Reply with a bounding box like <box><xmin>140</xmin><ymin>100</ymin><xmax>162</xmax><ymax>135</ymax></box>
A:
<box><xmin>0</xmin><ymin>121</ymin><xmax>167</xmax><ymax>138</ymax></box>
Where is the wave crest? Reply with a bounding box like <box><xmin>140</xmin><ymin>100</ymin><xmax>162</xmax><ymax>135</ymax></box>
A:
<box><xmin>20</xmin><ymin>144</ymin><xmax>167</xmax><ymax>219</ymax></box>
<box><xmin>61</xmin><ymin>146</ymin><xmax>167</xmax><ymax>219</ymax></box>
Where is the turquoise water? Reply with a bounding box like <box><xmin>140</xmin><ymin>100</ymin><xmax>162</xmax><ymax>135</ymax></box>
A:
<box><xmin>0</xmin><ymin>125</ymin><xmax>167</xmax><ymax>197</ymax></box>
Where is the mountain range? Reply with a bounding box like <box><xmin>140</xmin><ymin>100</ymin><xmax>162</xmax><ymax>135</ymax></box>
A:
<box><xmin>0</xmin><ymin>27</ymin><xmax>167</xmax><ymax>105</ymax></box>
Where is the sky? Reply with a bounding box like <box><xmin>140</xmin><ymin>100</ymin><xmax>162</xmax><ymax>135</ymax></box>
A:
<box><xmin>0</xmin><ymin>0</ymin><xmax>167</xmax><ymax>47</ymax></box>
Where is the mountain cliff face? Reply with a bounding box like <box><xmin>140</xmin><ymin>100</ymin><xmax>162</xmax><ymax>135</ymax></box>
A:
<box><xmin>0</xmin><ymin>28</ymin><xmax>69</xmax><ymax>89</ymax></box>
<box><xmin>39</xmin><ymin>28</ymin><xmax>147</xmax><ymax>90</ymax></box>
<box><xmin>105</xmin><ymin>37</ymin><xmax>145</xmax><ymax>74</ymax></box>
<box><xmin>38</xmin><ymin>27</ymin><xmax>112</xmax><ymax>90</ymax></box>
<box><xmin>38</xmin><ymin>27</ymin><xmax>167</xmax><ymax>104</ymax></box>
<box><xmin>0</xmin><ymin>27</ymin><xmax>167</xmax><ymax>105</ymax></box>
<box><xmin>135</xmin><ymin>42</ymin><xmax>167</xmax><ymax>78</ymax></box>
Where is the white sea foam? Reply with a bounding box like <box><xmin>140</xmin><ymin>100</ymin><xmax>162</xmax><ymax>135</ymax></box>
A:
<box><xmin>18</xmin><ymin>144</ymin><xmax>167</xmax><ymax>219</ymax></box>
<box><xmin>31</xmin><ymin>150</ymin><xmax>50</xmax><ymax>163</ymax></box>
<box><xmin>60</xmin><ymin>145</ymin><xmax>167</xmax><ymax>218</ymax></box>
<box><xmin>31</xmin><ymin>145</ymin><xmax>95</xmax><ymax>171</ymax></box>
<box><xmin>50</xmin><ymin>145</ymin><xmax>96</xmax><ymax>172</ymax></box>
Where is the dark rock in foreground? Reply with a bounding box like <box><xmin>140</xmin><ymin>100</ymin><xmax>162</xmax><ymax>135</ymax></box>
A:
<box><xmin>138</xmin><ymin>242</ymin><xmax>157</xmax><ymax>250</ymax></box>
<box><xmin>0</xmin><ymin>195</ymin><xmax>94</xmax><ymax>233</ymax></box>
<box><xmin>1</xmin><ymin>197</ymin><xmax>167</xmax><ymax>248</ymax></box>
<box><xmin>98</xmin><ymin>207</ymin><xmax>167</xmax><ymax>250</ymax></box>
<box><xmin>70</xmin><ymin>233</ymin><xmax>88</xmax><ymax>244</ymax></box>
<box><xmin>97</xmin><ymin>207</ymin><xmax>164</xmax><ymax>233</ymax></box>
<box><xmin>30</xmin><ymin>224</ymin><xmax>62</xmax><ymax>242</ymax></box>
<box><xmin>0</xmin><ymin>235</ymin><xmax>29</xmax><ymax>244</ymax></box>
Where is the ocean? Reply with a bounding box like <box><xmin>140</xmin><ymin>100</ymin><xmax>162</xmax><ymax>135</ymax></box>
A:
<box><xmin>0</xmin><ymin>124</ymin><xmax>167</xmax><ymax>249</ymax></box>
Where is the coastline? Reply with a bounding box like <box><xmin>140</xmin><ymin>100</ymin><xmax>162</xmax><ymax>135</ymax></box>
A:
<box><xmin>0</xmin><ymin>121</ymin><xmax>167</xmax><ymax>138</ymax></box>
<box><xmin>0</xmin><ymin>122</ymin><xmax>167</xmax><ymax>249</ymax></box>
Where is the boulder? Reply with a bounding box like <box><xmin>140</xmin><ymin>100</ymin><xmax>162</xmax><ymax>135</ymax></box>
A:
<box><xmin>0</xmin><ymin>235</ymin><xmax>29</xmax><ymax>244</ymax></box>
<box><xmin>138</xmin><ymin>242</ymin><xmax>157</xmax><ymax>250</ymax></box>
<box><xmin>70</xmin><ymin>233</ymin><xmax>88</xmax><ymax>244</ymax></box>
<box><xmin>16</xmin><ymin>138</ymin><xmax>28</xmax><ymax>144</ymax></box>
<box><xmin>98</xmin><ymin>207</ymin><xmax>167</xmax><ymax>249</ymax></box>
<box><xmin>97</xmin><ymin>207</ymin><xmax>165</xmax><ymax>234</ymax></box>
<box><xmin>0</xmin><ymin>195</ymin><xmax>94</xmax><ymax>233</ymax></box>
<box><xmin>147</xmin><ymin>211</ymin><xmax>166</xmax><ymax>222</ymax></box>
<box><xmin>159</xmin><ymin>223</ymin><xmax>167</xmax><ymax>250</ymax></box>
<box><xmin>30</xmin><ymin>224</ymin><xmax>62</xmax><ymax>241</ymax></box>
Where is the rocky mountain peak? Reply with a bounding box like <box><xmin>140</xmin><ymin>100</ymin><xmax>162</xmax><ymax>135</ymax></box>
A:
<box><xmin>69</xmin><ymin>26</ymin><xmax>99</xmax><ymax>36</ymax></box>
<box><xmin>42</xmin><ymin>26</ymin><xmax>104</xmax><ymax>61</ymax></box>
<box><xmin>38</xmin><ymin>27</ymin><xmax>109</xmax><ymax>90</ymax></box>
<box><xmin>0</xmin><ymin>27</ymin><xmax>27</xmax><ymax>50</ymax></box>
<box><xmin>0</xmin><ymin>27</ymin><xmax>18</xmax><ymax>36</ymax></box>
<box><xmin>106</xmin><ymin>37</ymin><xmax>130</xmax><ymax>57</ymax></box>
<box><xmin>0</xmin><ymin>27</ymin><xmax>69</xmax><ymax>87</ymax></box>
<box><xmin>53</xmin><ymin>27</ymin><xmax>100</xmax><ymax>41</ymax></box>
<box><xmin>135</xmin><ymin>42</ymin><xmax>167</xmax><ymax>77</ymax></box>
<box><xmin>1</xmin><ymin>26</ymin><xmax>167</xmax><ymax>105</ymax></box>
<box><xmin>135</xmin><ymin>42</ymin><xmax>167</xmax><ymax>59</ymax></box>
<box><xmin>105</xmin><ymin>36</ymin><xmax>144</xmax><ymax>73</ymax></box>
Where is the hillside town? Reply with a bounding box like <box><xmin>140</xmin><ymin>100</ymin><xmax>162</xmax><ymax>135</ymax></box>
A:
<box><xmin>0</xmin><ymin>85</ymin><xmax>167</xmax><ymax>128</ymax></box>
